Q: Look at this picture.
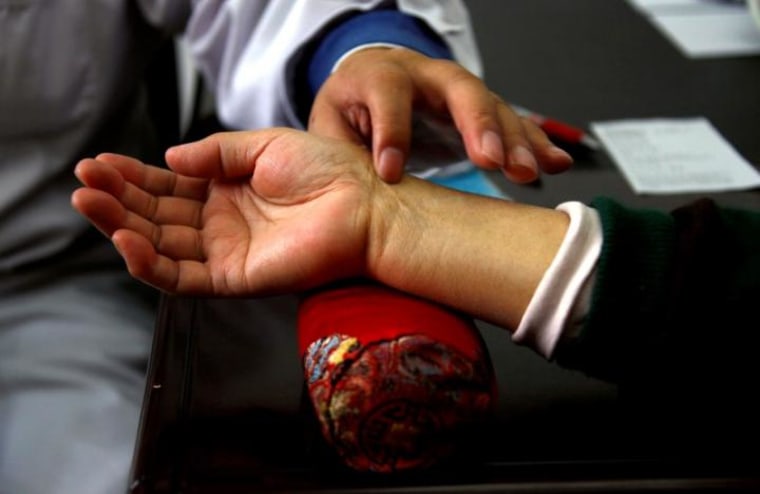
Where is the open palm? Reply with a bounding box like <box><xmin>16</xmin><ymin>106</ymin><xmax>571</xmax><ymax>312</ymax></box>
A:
<box><xmin>72</xmin><ymin>129</ymin><xmax>375</xmax><ymax>296</ymax></box>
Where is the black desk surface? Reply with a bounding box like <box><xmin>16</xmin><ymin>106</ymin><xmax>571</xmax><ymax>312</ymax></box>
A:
<box><xmin>129</xmin><ymin>1</ymin><xmax>760</xmax><ymax>492</ymax></box>
<box><xmin>467</xmin><ymin>0</ymin><xmax>760</xmax><ymax>211</ymax></box>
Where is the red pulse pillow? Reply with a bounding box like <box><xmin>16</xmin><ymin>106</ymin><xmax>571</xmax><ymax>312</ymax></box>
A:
<box><xmin>298</xmin><ymin>280</ymin><xmax>497</xmax><ymax>473</ymax></box>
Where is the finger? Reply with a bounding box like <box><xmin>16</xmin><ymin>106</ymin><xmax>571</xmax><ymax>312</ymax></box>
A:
<box><xmin>445</xmin><ymin>83</ymin><xmax>539</xmax><ymax>183</ymax></box>
<box><xmin>308</xmin><ymin>96</ymin><xmax>371</xmax><ymax>147</ymax></box>
<box><xmin>71</xmin><ymin>187</ymin><xmax>131</xmax><ymax>238</ymax></box>
<box><xmin>165</xmin><ymin>128</ymin><xmax>299</xmax><ymax>179</ymax></box>
<box><xmin>311</xmin><ymin>83</ymin><xmax>409</xmax><ymax>184</ymax></box>
<box><xmin>363</xmin><ymin>71</ymin><xmax>413</xmax><ymax>184</ymax></box>
<box><xmin>95</xmin><ymin>153</ymin><xmax>209</xmax><ymax>200</ymax></box>
<box><xmin>413</xmin><ymin>68</ymin><xmax>505</xmax><ymax>168</ymax></box>
<box><xmin>74</xmin><ymin>158</ymin><xmax>127</xmax><ymax>194</ymax></box>
<box><xmin>519</xmin><ymin>118</ymin><xmax>574</xmax><ymax>175</ymax></box>
<box><xmin>492</xmin><ymin>99</ymin><xmax>548</xmax><ymax>183</ymax></box>
<box><xmin>75</xmin><ymin>158</ymin><xmax>205</xmax><ymax>228</ymax></box>
<box><xmin>439</xmin><ymin>78</ymin><xmax>506</xmax><ymax>170</ymax></box>
<box><xmin>72</xmin><ymin>188</ymin><xmax>206</xmax><ymax>261</ymax></box>
<box><xmin>112</xmin><ymin>229</ymin><xmax>213</xmax><ymax>295</ymax></box>
<box><xmin>311</xmin><ymin>62</ymin><xmax>413</xmax><ymax>183</ymax></box>
<box><xmin>417</xmin><ymin>63</ymin><xmax>539</xmax><ymax>182</ymax></box>
<box><xmin>71</xmin><ymin>186</ymin><xmax>159</xmax><ymax>244</ymax></box>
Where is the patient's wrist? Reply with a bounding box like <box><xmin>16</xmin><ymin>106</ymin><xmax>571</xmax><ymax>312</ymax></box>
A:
<box><xmin>365</xmin><ymin>174</ymin><xmax>427</xmax><ymax>287</ymax></box>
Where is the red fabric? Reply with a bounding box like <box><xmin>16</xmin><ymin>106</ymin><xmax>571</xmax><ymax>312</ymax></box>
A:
<box><xmin>298</xmin><ymin>280</ymin><xmax>497</xmax><ymax>473</ymax></box>
<box><xmin>303</xmin><ymin>333</ymin><xmax>494</xmax><ymax>472</ymax></box>
<box><xmin>298</xmin><ymin>281</ymin><xmax>485</xmax><ymax>361</ymax></box>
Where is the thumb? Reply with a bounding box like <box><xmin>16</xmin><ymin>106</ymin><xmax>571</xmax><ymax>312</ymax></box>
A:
<box><xmin>164</xmin><ymin>128</ymin><xmax>297</xmax><ymax>179</ymax></box>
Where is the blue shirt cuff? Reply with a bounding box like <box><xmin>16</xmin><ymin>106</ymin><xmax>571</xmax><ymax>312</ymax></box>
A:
<box><xmin>307</xmin><ymin>9</ymin><xmax>453</xmax><ymax>96</ymax></box>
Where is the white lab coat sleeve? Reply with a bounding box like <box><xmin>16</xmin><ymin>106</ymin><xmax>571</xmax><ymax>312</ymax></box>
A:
<box><xmin>183</xmin><ymin>0</ymin><xmax>482</xmax><ymax>130</ymax></box>
<box><xmin>397</xmin><ymin>0</ymin><xmax>482</xmax><ymax>76</ymax></box>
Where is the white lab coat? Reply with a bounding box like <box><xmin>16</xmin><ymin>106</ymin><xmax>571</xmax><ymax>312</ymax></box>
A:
<box><xmin>184</xmin><ymin>0</ymin><xmax>482</xmax><ymax>129</ymax></box>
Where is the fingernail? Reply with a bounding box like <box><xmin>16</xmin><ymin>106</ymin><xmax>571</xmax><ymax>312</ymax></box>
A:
<box><xmin>481</xmin><ymin>130</ymin><xmax>505</xmax><ymax>166</ymax></box>
<box><xmin>505</xmin><ymin>145</ymin><xmax>538</xmax><ymax>183</ymax></box>
<box><xmin>378</xmin><ymin>147</ymin><xmax>405</xmax><ymax>183</ymax></box>
<box><xmin>548</xmin><ymin>145</ymin><xmax>573</xmax><ymax>162</ymax></box>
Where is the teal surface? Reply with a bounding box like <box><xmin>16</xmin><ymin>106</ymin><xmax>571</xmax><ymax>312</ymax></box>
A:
<box><xmin>428</xmin><ymin>166</ymin><xmax>509</xmax><ymax>199</ymax></box>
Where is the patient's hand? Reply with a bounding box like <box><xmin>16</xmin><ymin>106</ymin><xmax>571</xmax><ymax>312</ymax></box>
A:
<box><xmin>72</xmin><ymin>128</ymin><xmax>376</xmax><ymax>296</ymax></box>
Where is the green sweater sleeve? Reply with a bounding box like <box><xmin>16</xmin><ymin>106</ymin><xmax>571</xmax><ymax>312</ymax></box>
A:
<box><xmin>555</xmin><ymin>197</ymin><xmax>760</xmax><ymax>391</ymax></box>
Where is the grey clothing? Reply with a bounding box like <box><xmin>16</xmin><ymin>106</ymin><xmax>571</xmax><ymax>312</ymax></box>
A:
<box><xmin>0</xmin><ymin>254</ymin><xmax>156</xmax><ymax>494</ymax></box>
<box><xmin>0</xmin><ymin>3</ymin><xmax>174</xmax><ymax>492</ymax></box>
<box><xmin>0</xmin><ymin>1</ymin><xmax>181</xmax><ymax>271</ymax></box>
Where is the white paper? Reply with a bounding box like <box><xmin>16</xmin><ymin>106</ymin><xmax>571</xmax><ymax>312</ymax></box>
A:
<box><xmin>651</xmin><ymin>11</ymin><xmax>760</xmax><ymax>57</ymax></box>
<box><xmin>591</xmin><ymin>118</ymin><xmax>760</xmax><ymax>194</ymax></box>
<box><xmin>628</xmin><ymin>0</ymin><xmax>745</xmax><ymax>15</ymax></box>
<box><xmin>626</xmin><ymin>0</ymin><xmax>760</xmax><ymax>58</ymax></box>
<box><xmin>628</xmin><ymin>0</ymin><xmax>720</xmax><ymax>13</ymax></box>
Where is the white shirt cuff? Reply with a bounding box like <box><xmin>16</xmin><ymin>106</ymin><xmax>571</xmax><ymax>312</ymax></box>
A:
<box><xmin>511</xmin><ymin>201</ymin><xmax>602</xmax><ymax>359</ymax></box>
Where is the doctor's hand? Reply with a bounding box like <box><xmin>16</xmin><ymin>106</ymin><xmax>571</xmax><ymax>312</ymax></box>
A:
<box><xmin>71</xmin><ymin>129</ymin><xmax>378</xmax><ymax>296</ymax></box>
<box><xmin>308</xmin><ymin>47</ymin><xmax>573</xmax><ymax>184</ymax></box>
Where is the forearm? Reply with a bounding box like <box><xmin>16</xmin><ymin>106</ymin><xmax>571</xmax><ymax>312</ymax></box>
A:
<box><xmin>367</xmin><ymin>176</ymin><xmax>569</xmax><ymax>331</ymax></box>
